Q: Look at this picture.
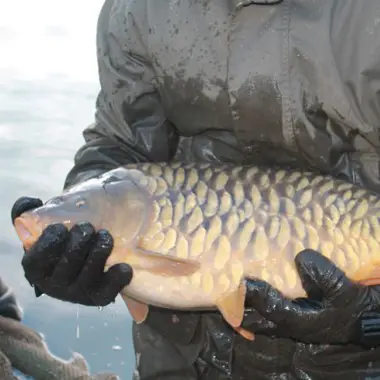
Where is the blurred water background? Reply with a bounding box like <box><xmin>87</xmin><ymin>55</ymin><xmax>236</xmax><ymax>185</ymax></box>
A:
<box><xmin>0</xmin><ymin>1</ymin><xmax>134</xmax><ymax>378</ymax></box>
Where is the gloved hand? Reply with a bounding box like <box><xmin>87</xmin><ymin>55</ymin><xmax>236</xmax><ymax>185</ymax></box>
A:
<box><xmin>242</xmin><ymin>249</ymin><xmax>380</xmax><ymax>348</ymax></box>
<box><xmin>11</xmin><ymin>196</ymin><xmax>133</xmax><ymax>307</ymax></box>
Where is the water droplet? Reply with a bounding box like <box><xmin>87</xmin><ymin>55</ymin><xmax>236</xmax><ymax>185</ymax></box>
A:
<box><xmin>76</xmin><ymin>305</ymin><xmax>80</xmax><ymax>339</ymax></box>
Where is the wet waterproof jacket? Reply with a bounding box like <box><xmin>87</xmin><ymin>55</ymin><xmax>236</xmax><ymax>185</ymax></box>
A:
<box><xmin>64</xmin><ymin>0</ymin><xmax>380</xmax><ymax>378</ymax></box>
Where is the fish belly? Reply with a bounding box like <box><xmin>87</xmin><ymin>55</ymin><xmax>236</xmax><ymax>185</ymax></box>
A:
<box><xmin>124</xmin><ymin>270</ymin><xmax>219</xmax><ymax>310</ymax></box>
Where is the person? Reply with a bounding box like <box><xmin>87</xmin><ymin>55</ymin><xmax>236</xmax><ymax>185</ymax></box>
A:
<box><xmin>10</xmin><ymin>0</ymin><xmax>380</xmax><ymax>378</ymax></box>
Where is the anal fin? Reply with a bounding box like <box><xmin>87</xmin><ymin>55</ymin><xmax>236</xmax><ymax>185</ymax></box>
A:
<box><xmin>353</xmin><ymin>265</ymin><xmax>380</xmax><ymax>287</ymax></box>
<box><xmin>216</xmin><ymin>282</ymin><xmax>254</xmax><ymax>340</ymax></box>
<box><xmin>359</xmin><ymin>278</ymin><xmax>380</xmax><ymax>286</ymax></box>
<box><xmin>121</xmin><ymin>294</ymin><xmax>149</xmax><ymax>324</ymax></box>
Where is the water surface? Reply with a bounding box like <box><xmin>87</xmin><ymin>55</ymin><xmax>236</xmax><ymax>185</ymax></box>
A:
<box><xmin>0</xmin><ymin>1</ymin><xmax>134</xmax><ymax>378</ymax></box>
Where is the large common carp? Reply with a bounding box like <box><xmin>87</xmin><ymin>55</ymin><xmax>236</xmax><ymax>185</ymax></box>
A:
<box><xmin>13</xmin><ymin>162</ymin><xmax>380</xmax><ymax>340</ymax></box>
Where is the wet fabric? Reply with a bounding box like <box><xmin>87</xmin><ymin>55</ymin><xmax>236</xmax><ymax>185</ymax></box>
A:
<box><xmin>0</xmin><ymin>277</ymin><xmax>119</xmax><ymax>379</ymax></box>
<box><xmin>64</xmin><ymin>0</ymin><xmax>380</xmax><ymax>378</ymax></box>
<box><xmin>0</xmin><ymin>277</ymin><xmax>22</xmax><ymax>322</ymax></box>
<box><xmin>0</xmin><ymin>315</ymin><xmax>119</xmax><ymax>379</ymax></box>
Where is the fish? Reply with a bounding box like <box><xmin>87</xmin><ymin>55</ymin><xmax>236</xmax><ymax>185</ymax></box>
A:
<box><xmin>0</xmin><ymin>315</ymin><xmax>119</xmax><ymax>379</ymax></box>
<box><xmin>12</xmin><ymin>162</ymin><xmax>380</xmax><ymax>340</ymax></box>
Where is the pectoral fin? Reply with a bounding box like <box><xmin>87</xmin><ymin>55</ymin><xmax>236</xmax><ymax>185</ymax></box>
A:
<box><xmin>216</xmin><ymin>282</ymin><xmax>255</xmax><ymax>341</ymax></box>
<box><xmin>125</xmin><ymin>247</ymin><xmax>201</xmax><ymax>277</ymax></box>
<box><xmin>122</xmin><ymin>294</ymin><xmax>149</xmax><ymax>324</ymax></box>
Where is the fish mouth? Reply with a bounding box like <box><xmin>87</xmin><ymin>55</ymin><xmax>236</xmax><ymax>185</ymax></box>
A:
<box><xmin>14</xmin><ymin>213</ymin><xmax>42</xmax><ymax>250</ymax></box>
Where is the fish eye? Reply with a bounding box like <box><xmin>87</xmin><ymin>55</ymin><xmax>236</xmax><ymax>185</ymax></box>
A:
<box><xmin>75</xmin><ymin>199</ymin><xmax>87</xmax><ymax>208</ymax></box>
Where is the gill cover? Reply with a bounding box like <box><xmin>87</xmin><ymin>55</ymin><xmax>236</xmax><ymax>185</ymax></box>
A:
<box><xmin>100</xmin><ymin>172</ymin><xmax>151</xmax><ymax>245</ymax></box>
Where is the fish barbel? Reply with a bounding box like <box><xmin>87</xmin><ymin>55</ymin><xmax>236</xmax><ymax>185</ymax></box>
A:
<box><xmin>13</xmin><ymin>162</ymin><xmax>380</xmax><ymax>340</ymax></box>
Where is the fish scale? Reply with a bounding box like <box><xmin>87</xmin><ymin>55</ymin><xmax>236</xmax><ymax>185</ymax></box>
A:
<box><xmin>13</xmin><ymin>162</ymin><xmax>380</xmax><ymax>340</ymax></box>
<box><xmin>130</xmin><ymin>162</ymin><xmax>380</xmax><ymax>302</ymax></box>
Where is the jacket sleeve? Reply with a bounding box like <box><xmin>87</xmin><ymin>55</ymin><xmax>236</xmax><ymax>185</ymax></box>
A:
<box><xmin>64</xmin><ymin>0</ymin><xmax>178</xmax><ymax>188</ymax></box>
<box><xmin>0</xmin><ymin>277</ymin><xmax>22</xmax><ymax>321</ymax></box>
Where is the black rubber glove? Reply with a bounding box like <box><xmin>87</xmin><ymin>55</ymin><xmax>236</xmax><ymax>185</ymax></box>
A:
<box><xmin>11</xmin><ymin>196</ymin><xmax>133</xmax><ymax>307</ymax></box>
<box><xmin>242</xmin><ymin>249</ymin><xmax>380</xmax><ymax>348</ymax></box>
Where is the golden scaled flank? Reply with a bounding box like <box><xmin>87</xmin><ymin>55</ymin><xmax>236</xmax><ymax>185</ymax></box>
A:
<box><xmin>127</xmin><ymin>162</ymin><xmax>380</xmax><ymax>300</ymax></box>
